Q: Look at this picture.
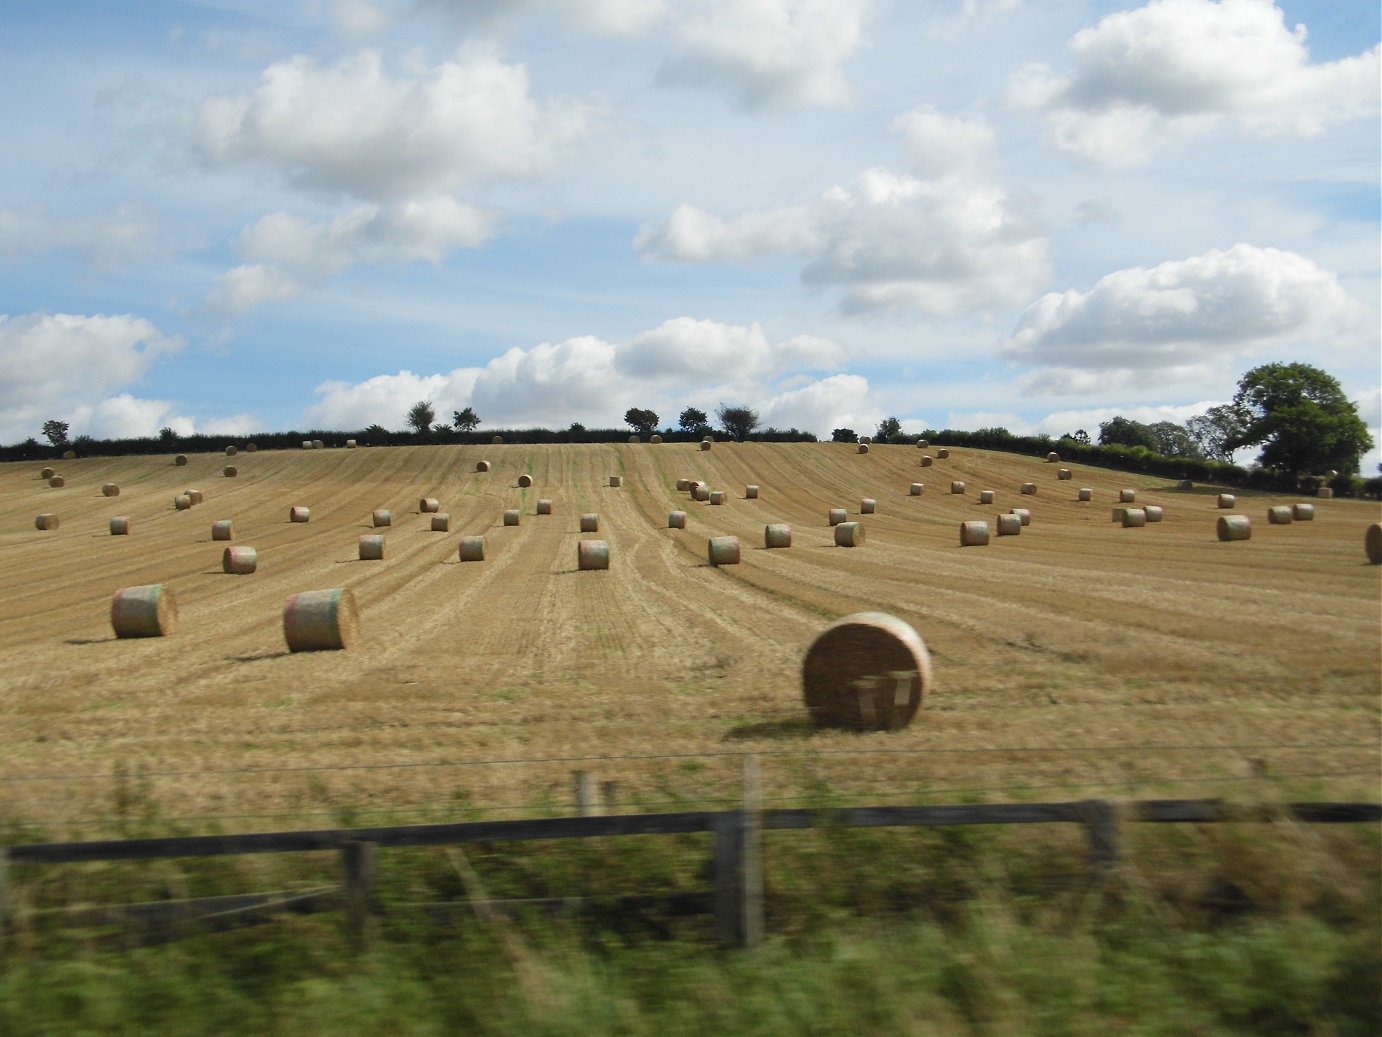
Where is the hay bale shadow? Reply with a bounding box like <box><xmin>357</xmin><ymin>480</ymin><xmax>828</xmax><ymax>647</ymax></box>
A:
<box><xmin>722</xmin><ymin>717</ymin><xmax>815</xmax><ymax>741</ymax></box>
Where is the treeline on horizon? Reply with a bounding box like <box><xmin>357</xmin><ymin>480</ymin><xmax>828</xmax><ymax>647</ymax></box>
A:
<box><xmin>5</xmin><ymin>424</ymin><xmax>1378</xmax><ymax>499</ymax></box>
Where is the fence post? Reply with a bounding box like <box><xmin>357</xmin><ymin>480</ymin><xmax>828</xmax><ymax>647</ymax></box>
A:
<box><xmin>573</xmin><ymin>771</ymin><xmax>601</xmax><ymax>816</ymax></box>
<box><xmin>713</xmin><ymin>756</ymin><xmax>763</xmax><ymax>948</ymax></box>
<box><xmin>1080</xmin><ymin>799</ymin><xmax>1122</xmax><ymax>880</ymax></box>
<box><xmin>341</xmin><ymin>840</ymin><xmax>376</xmax><ymax>951</ymax></box>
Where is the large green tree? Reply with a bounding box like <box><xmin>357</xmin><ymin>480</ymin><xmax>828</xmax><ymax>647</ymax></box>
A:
<box><xmin>406</xmin><ymin>400</ymin><xmax>435</xmax><ymax>435</ymax></box>
<box><xmin>715</xmin><ymin>403</ymin><xmax>760</xmax><ymax>442</ymax></box>
<box><xmin>1097</xmin><ymin>416</ymin><xmax>1157</xmax><ymax>450</ymax></box>
<box><xmin>624</xmin><ymin>407</ymin><xmax>659</xmax><ymax>435</ymax></box>
<box><xmin>1185</xmin><ymin>404</ymin><xmax>1248</xmax><ymax>462</ymax></box>
<box><xmin>1226</xmin><ymin>363</ymin><xmax>1373</xmax><ymax>477</ymax></box>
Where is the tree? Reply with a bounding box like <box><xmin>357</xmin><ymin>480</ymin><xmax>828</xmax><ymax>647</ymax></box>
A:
<box><xmin>678</xmin><ymin>407</ymin><xmax>709</xmax><ymax>436</ymax></box>
<box><xmin>831</xmin><ymin>428</ymin><xmax>858</xmax><ymax>443</ymax></box>
<box><xmin>406</xmin><ymin>400</ymin><xmax>436</xmax><ymax>435</ymax></box>
<box><xmin>453</xmin><ymin>407</ymin><xmax>480</xmax><ymax>432</ymax></box>
<box><xmin>1059</xmin><ymin>429</ymin><xmax>1090</xmax><ymax>444</ymax></box>
<box><xmin>875</xmin><ymin>416</ymin><xmax>903</xmax><ymax>442</ymax></box>
<box><xmin>42</xmin><ymin>419</ymin><xmax>69</xmax><ymax>447</ymax></box>
<box><xmin>1146</xmin><ymin>421</ymin><xmax>1200</xmax><ymax>458</ymax></box>
<box><xmin>158</xmin><ymin>426</ymin><xmax>176</xmax><ymax>443</ymax></box>
<box><xmin>1098</xmin><ymin>416</ymin><xmax>1158</xmax><ymax>450</ymax></box>
<box><xmin>624</xmin><ymin>407</ymin><xmax>659</xmax><ymax>435</ymax></box>
<box><xmin>1185</xmin><ymin>405</ymin><xmax>1247</xmax><ymax>462</ymax></box>
<box><xmin>1226</xmin><ymin>362</ymin><xmax>1374</xmax><ymax>477</ymax></box>
<box><xmin>715</xmin><ymin>403</ymin><xmax>760</xmax><ymax>442</ymax></box>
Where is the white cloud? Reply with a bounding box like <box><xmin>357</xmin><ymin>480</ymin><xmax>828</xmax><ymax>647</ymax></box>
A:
<box><xmin>306</xmin><ymin>369</ymin><xmax>473</xmax><ymax>431</ymax></box>
<box><xmin>615</xmin><ymin>317</ymin><xmax>845</xmax><ymax>380</ymax></box>
<box><xmin>1011</xmin><ymin>0</ymin><xmax>1381</xmax><ymax>164</ymax></box>
<box><xmin>187</xmin><ymin>45</ymin><xmax>598</xmax><ymax>200</ymax></box>
<box><xmin>892</xmin><ymin>105</ymin><xmax>995</xmax><ymax>178</ymax></box>
<box><xmin>207</xmin><ymin>196</ymin><xmax>491</xmax><ymax>312</ymax></box>
<box><xmin>0</xmin><ymin>204</ymin><xmax>164</xmax><ymax>266</ymax></box>
<box><xmin>0</xmin><ymin>313</ymin><xmax>183</xmax><ymax>442</ymax></box>
<box><xmin>760</xmin><ymin>373</ymin><xmax>873</xmax><ymax>433</ymax></box>
<box><xmin>1002</xmin><ymin>244</ymin><xmax>1362</xmax><ymax>393</ymax></box>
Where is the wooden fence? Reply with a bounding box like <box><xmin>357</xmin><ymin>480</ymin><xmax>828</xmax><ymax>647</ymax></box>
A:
<box><xmin>3</xmin><ymin>786</ymin><xmax>1377</xmax><ymax>949</ymax></box>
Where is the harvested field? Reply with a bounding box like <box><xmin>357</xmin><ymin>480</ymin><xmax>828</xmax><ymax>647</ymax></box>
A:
<box><xmin>0</xmin><ymin>442</ymin><xmax>1377</xmax><ymax>835</ymax></box>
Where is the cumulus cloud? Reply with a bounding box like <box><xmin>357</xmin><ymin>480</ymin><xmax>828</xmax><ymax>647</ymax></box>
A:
<box><xmin>638</xmin><ymin>161</ymin><xmax>1049</xmax><ymax>316</ymax></box>
<box><xmin>760</xmin><ymin>373</ymin><xmax>873</xmax><ymax>433</ymax></box>
<box><xmin>1002</xmin><ymin>244</ymin><xmax>1362</xmax><ymax>393</ymax></box>
<box><xmin>186</xmin><ymin>45</ymin><xmax>598</xmax><ymax>200</ymax></box>
<box><xmin>892</xmin><ymin>105</ymin><xmax>995</xmax><ymax>178</ymax></box>
<box><xmin>0</xmin><ymin>313</ymin><xmax>184</xmax><ymax>442</ymax></box>
<box><xmin>0</xmin><ymin>204</ymin><xmax>164</xmax><ymax>266</ymax></box>
<box><xmin>305</xmin><ymin>317</ymin><xmax>858</xmax><ymax>433</ymax></box>
<box><xmin>207</xmin><ymin>196</ymin><xmax>491</xmax><ymax>313</ymax></box>
<box><xmin>1011</xmin><ymin>0</ymin><xmax>1381</xmax><ymax>164</ymax></box>
<box><xmin>421</xmin><ymin>0</ymin><xmax>667</xmax><ymax>36</ymax></box>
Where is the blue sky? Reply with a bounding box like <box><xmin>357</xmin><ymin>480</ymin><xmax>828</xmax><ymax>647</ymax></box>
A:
<box><xmin>1</xmin><ymin>0</ymin><xmax>1378</xmax><ymax>468</ymax></box>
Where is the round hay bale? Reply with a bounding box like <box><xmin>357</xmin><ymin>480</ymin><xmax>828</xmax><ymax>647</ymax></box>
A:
<box><xmin>211</xmin><ymin>519</ymin><xmax>233</xmax><ymax>541</ymax></box>
<box><xmin>431</xmin><ymin>513</ymin><xmax>450</xmax><ymax>532</ymax></box>
<box><xmin>476</xmin><ymin>460</ymin><xmax>491</xmax><ymax>472</ymax></box>
<box><xmin>978</xmin><ymin>490</ymin><xmax>994</xmax><ymax>505</ymax></box>
<box><xmin>289</xmin><ymin>505</ymin><xmax>310</xmax><ymax>523</ymax></box>
<box><xmin>312</xmin><ymin>440</ymin><xmax>325</xmax><ymax>450</ymax></box>
<box><xmin>580</xmin><ymin>513</ymin><xmax>599</xmax><ymax>532</ymax></box>
<box><xmin>518</xmin><ymin>474</ymin><xmax>533</xmax><ymax>488</ymax></box>
<box><xmin>1119</xmin><ymin>489</ymin><xmax>1136</xmax><ymax>503</ymax></box>
<box><xmin>225</xmin><ymin>445</ymin><xmax>237</xmax><ymax>457</ymax></box>
<box><xmin>174</xmin><ymin>454</ymin><xmax>188</xmax><ymax>466</ymax></box>
<box><xmin>459</xmin><ymin>536</ymin><xmax>485</xmax><ymax>562</ymax></box>
<box><xmin>186</xmin><ymin>489</ymin><xmax>204</xmax><ymax>505</ymax></box>
<box><xmin>1009</xmin><ymin>508</ymin><xmax>1031</xmax><ymax>526</ymax></box>
<box><xmin>996</xmin><ymin>513</ymin><xmax>1021</xmax><ymax>536</ymax></box>
<box><xmin>802</xmin><ymin>612</ymin><xmax>931</xmax><ymax>731</ymax></box>
<box><xmin>1176</xmin><ymin>479</ymin><xmax>1193</xmax><ymax>490</ymax></box>
<box><xmin>1058</xmin><ymin>468</ymin><xmax>1072</xmax><ymax>480</ymax></box>
<box><xmin>650</xmin><ymin>434</ymin><xmax>662</xmax><ymax>444</ymax></box>
<box><xmin>345</xmin><ymin>439</ymin><xmax>357</xmax><ymax>449</ymax></box>
<box><xmin>537</xmin><ymin>499</ymin><xmax>553</xmax><ymax>515</ymax></box>
<box><xmin>223</xmin><ymin>465</ymin><xmax>237</xmax><ymax>478</ymax></box>
<box><xmin>960</xmin><ymin>520</ymin><xmax>989</xmax><ymax>546</ymax></box>
<box><xmin>920</xmin><ymin>455</ymin><xmax>933</xmax><ymax>467</ymax></box>
<box><xmin>950</xmin><ymin>481</ymin><xmax>965</xmax><ymax>494</ymax></box>
<box><xmin>109</xmin><ymin>516</ymin><xmax>130</xmax><ymax>536</ymax></box>
<box><xmin>937</xmin><ymin>448</ymin><xmax>949</xmax><ymax>459</ymax></box>
<box><xmin>284</xmin><ymin>587</ymin><xmax>359</xmax><ymax>652</ymax></box>
<box><xmin>709</xmin><ymin>490</ymin><xmax>726</xmax><ymax>505</ymax></box>
<box><xmin>1144</xmin><ymin>505</ymin><xmax>1164</xmax><ymax>523</ymax></box>
<box><xmin>111</xmin><ymin>584</ymin><xmax>177</xmax><ymax>638</ymax></box>
<box><xmin>502</xmin><ymin>509</ymin><xmax>520</xmax><ymax>527</ymax></box>
<box><xmin>492</xmin><ymin>436</ymin><xmax>503</xmax><ymax>445</ymax></box>
<box><xmin>764</xmin><ymin>523</ymin><xmax>791</xmax><ymax>548</ymax></box>
<box><xmin>745</xmin><ymin>484</ymin><xmax>759</xmax><ymax>499</ymax></box>
<box><xmin>1316</xmin><ymin>486</ymin><xmax>1334</xmax><ymax>499</ymax></box>
<box><xmin>1078</xmin><ymin>487</ymin><xmax>1093</xmax><ymax>501</ymax></box>
<box><xmin>420</xmin><ymin>498</ymin><xmax>440</xmax><ymax>513</ymax></box>
<box><xmin>916</xmin><ymin>439</ymin><xmax>929</xmax><ymax>449</ymax></box>
<box><xmin>302</xmin><ymin>440</ymin><xmax>313</xmax><ymax>450</ymax></box>
<box><xmin>834</xmin><ymin>521</ymin><xmax>864</xmax><ymax>547</ymax></box>
<box><xmin>1020</xmin><ymin>482</ymin><xmax>1037</xmax><ymax>496</ymax></box>
<box><xmin>609</xmin><ymin>475</ymin><xmax>623</xmax><ymax>488</ymax></box>
<box><xmin>34</xmin><ymin>513</ymin><xmax>58</xmax><ymax>531</ymax></box>
<box><xmin>1217</xmin><ymin>515</ymin><xmax>1252</xmax><ymax>541</ymax></box>
<box><xmin>1267</xmin><ymin>505</ymin><xmax>1293</xmax><ymax>525</ymax></box>
<box><xmin>246</xmin><ymin>442</ymin><xmax>257</xmax><ymax>453</ymax></box>
<box><xmin>1046</xmin><ymin>452</ymin><xmax>1060</xmax><ymax>463</ymax></box>
<box><xmin>102</xmin><ymin>482</ymin><xmax>120</xmax><ymax>497</ymax></box>
<box><xmin>174</xmin><ymin>494</ymin><xmax>193</xmax><ymax>511</ymax></box>
<box><xmin>699</xmin><ymin>440</ymin><xmax>712</xmax><ymax>451</ymax></box>
<box><xmin>1121</xmin><ymin>508</ymin><xmax>1147</xmax><ymax>528</ymax></box>
<box><xmin>48</xmin><ymin>476</ymin><xmax>64</xmax><ymax>488</ymax></box>
<box><xmin>669</xmin><ymin>510</ymin><xmax>687</xmax><ymax>529</ymax></box>
<box><xmin>860</xmin><ymin>498</ymin><xmax>876</xmax><ymax>514</ymax></box>
<box><xmin>910</xmin><ymin>483</ymin><xmax>924</xmax><ymax>496</ymax></box>
<box><xmin>359</xmin><ymin>534</ymin><xmax>385</xmax><ymax>560</ymax></box>
<box><xmin>860</xmin><ymin>436</ymin><xmax>872</xmax><ymax>445</ymax></box>
<box><xmin>62</xmin><ymin>449</ymin><xmax>76</xmax><ymax>460</ymax></box>
<box><xmin>223</xmin><ymin>546</ymin><xmax>257</xmax><ymax>574</ymax></box>
<box><xmin>828</xmin><ymin>508</ymin><xmax>847</xmax><ymax>526</ymax></box>
<box><xmin>372</xmin><ymin>509</ymin><xmax>392</xmax><ymax>527</ymax></box>
<box><xmin>1111</xmin><ymin>506</ymin><xmax>1129</xmax><ymax>523</ymax></box>
<box><xmin>628</xmin><ymin>435</ymin><xmax>639</xmax><ymax>444</ymax></box>
<box><xmin>691</xmin><ymin>482</ymin><xmax>710</xmax><ymax>502</ymax></box>
<box><xmin>708</xmin><ymin>535</ymin><xmax>741</xmax><ymax>565</ymax></box>
<box><xmin>1291</xmin><ymin>503</ymin><xmax>1315</xmax><ymax>521</ymax></box>
<box><xmin>40</xmin><ymin>467</ymin><xmax>54</xmax><ymax>479</ymax></box>
<box><xmin>703</xmin><ymin>435</ymin><xmax>715</xmax><ymax>443</ymax></box>
<box><xmin>578</xmin><ymin>539</ymin><xmax>610</xmax><ymax>570</ymax></box>
<box><xmin>676</xmin><ymin>478</ymin><xmax>690</xmax><ymax>491</ymax></box>
<box><xmin>1365</xmin><ymin>523</ymin><xmax>1382</xmax><ymax>564</ymax></box>
<box><xmin>858</xmin><ymin>443</ymin><xmax>870</xmax><ymax>454</ymax></box>
<box><xmin>1217</xmin><ymin>493</ymin><xmax>1236</xmax><ymax>509</ymax></box>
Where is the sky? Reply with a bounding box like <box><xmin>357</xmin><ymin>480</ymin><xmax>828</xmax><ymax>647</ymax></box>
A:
<box><xmin>1</xmin><ymin>0</ymin><xmax>1378</xmax><ymax>469</ymax></box>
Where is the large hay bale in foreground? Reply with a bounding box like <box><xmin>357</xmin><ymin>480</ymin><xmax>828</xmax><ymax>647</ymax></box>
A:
<box><xmin>111</xmin><ymin>584</ymin><xmax>177</xmax><ymax>638</ymax></box>
<box><xmin>35</xmin><ymin>513</ymin><xmax>58</xmax><ymax>531</ymax></box>
<box><xmin>359</xmin><ymin>534</ymin><xmax>385</xmax><ymax>560</ymax></box>
<box><xmin>834</xmin><ymin>521</ymin><xmax>864</xmax><ymax>547</ymax></box>
<box><xmin>284</xmin><ymin>587</ymin><xmax>359</xmax><ymax>652</ymax></box>
<box><xmin>764</xmin><ymin>523</ymin><xmax>791</xmax><ymax>548</ymax></box>
<box><xmin>802</xmin><ymin>612</ymin><xmax>931</xmax><ymax>731</ymax></box>
<box><xmin>578</xmin><ymin>540</ymin><xmax>610</xmax><ymax>570</ymax></box>
<box><xmin>1217</xmin><ymin>515</ymin><xmax>1251</xmax><ymax>542</ymax></box>
<box><xmin>1366</xmin><ymin>523</ymin><xmax>1382</xmax><ymax>564</ymax></box>
<box><xmin>960</xmin><ymin>520</ymin><xmax>989</xmax><ymax>546</ymax></box>
<box><xmin>223</xmin><ymin>546</ymin><xmax>257</xmax><ymax>574</ymax></box>
<box><xmin>708</xmin><ymin>536</ymin><xmax>741</xmax><ymax>565</ymax></box>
